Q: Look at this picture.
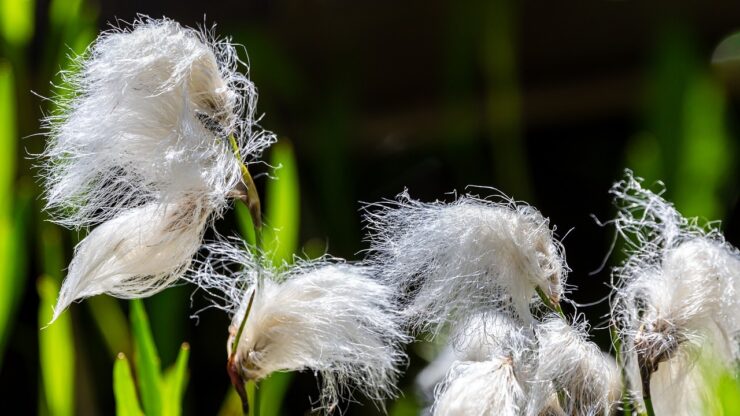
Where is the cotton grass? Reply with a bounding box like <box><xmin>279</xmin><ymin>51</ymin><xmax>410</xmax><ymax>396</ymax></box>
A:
<box><xmin>364</xmin><ymin>191</ymin><xmax>567</xmax><ymax>335</ymax></box>
<box><xmin>193</xmin><ymin>242</ymin><xmax>409</xmax><ymax>412</ymax></box>
<box><xmin>611</xmin><ymin>171</ymin><xmax>740</xmax><ymax>411</ymax></box>
<box><xmin>38</xmin><ymin>17</ymin><xmax>275</xmax><ymax>319</ymax></box>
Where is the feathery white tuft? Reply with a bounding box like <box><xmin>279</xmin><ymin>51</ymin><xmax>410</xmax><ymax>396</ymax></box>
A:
<box><xmin>610</xmin><ymin>171</ymin><xmax>740</xmax><ymax>406</ymax></box>
<box><xmin>433</xmin><ymin>358</ymin><xmax>528</xmax><ymax>416</ymax></box>
<box><xmin>195</xmin><ymin>243</ymin><xmax>409</xmax><ymax>411</ymax></box>
<box><xmin>364</xmin><ymin>191</ymin><xmax>567</xmax><ymax>334</ymax></box>
<box><xmin>532</xmin><ymin>315</ymin><xmax>621</xmax><ymax>416</ymax></box>
<box><xmin>53</xmin><ymin>198</ymin><xmax>209</xmax><ymax>321</ymax></box>
<box><xmin>41</xmin><ymin>16</ymin><xmax>275</xmax><ymax>228</ymax></box>
<box><xmin>416</xmin><ymin>313</ymin><xmax>534</xmax><ymax>403</ymax></box>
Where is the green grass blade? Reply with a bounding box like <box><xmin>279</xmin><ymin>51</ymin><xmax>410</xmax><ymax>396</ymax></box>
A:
<box><xmin>259</xmin><ymin>372</ymin><xmax>293</xmax><ymax>416</ymax></box>
<box><xmin>38</xmin><ymin>275</ymin><xmax>75</xmax><ymax>416</ymax></box>
<box><xmin>217</xmin><ymin>389</ymin><xmax>243</xmax><ymax>416</ymax></box>
<box><xmin>113</xmin><ymin>353</ymin><xmax>144</xmax><ymax>416</ymax></box>
<box><xmin>0</xmin><ymin>61</ymin><xmax>18</xmax><ymax>365</ymax></box>
<box><xmin>162</xmin><ymin>342</ymin><xmax>190</xmax><ymax>416</ymax></box>
<box><xmin>236</xmin><ymin>203</ymin><xmax>257</xmax><ymax>247</ymax></box>
<box><xmin>0</xmin><ymin>0</ymin><xmax>35</xmax><ymax>46</ymax></box>
<box><xmin>87</xmin><ymin>296</ymin><xmax>132</xmax><ymax>357</ymax></box>
<box><xmin>263</xmin><ymin>139</ymin><xmax>300</xmax><ymax>266</ymax></box>
<box><xmin>130</xmin><ymin>299</ymin><xmax>163</xmax><ymax>416</ymax></box>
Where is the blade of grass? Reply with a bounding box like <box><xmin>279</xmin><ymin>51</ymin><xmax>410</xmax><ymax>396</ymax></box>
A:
<box><xmin>0</xmin><ymin>0</ymin><xmax>34</xmax><ymax>46</ymax></box>
<box><xmin>130</xmin><ymin>299</ymin><xmax>162</xmax><ymax>416</ymax></box>
<box><xmin>0</xmin><ymin>61</ymin><xmax>18</xmax><ymax>365</ymax></box>
<box><xmin>262</xmin><ymin>140</ymin><xmax>300</xmax><ymax>265</ymax></box>
<box><xmin>236</xmin><ymin>203</ymin><xmax>257</xmax><ymax>247</ymax></box>
<box><xmin>259</xmin><ymin>372</ymin><xmax>293</xmax><ymax>416</ymax></box>
<box><xmin>162</xmin><ymin>342</ymin><xmax>190</xmax><ymax>416</ymax></box>
<box><xmin>87</xmin><ymin>296</ymin><xmax>132</xmax><ymax>358</ymax></box>
<box><xmin>113</xmin><ymin>353</ymin><xmax>145</xmax><ymax>416</ymax></box>
<box><xmin>218</xmin><ymin>389</ymin><xmax>243</xmax><ymax>416</ymax></box>
<box><xmin>38</xmin><ymin>275</ymin><xmax>75</xmax><ymax>416</ymax></box>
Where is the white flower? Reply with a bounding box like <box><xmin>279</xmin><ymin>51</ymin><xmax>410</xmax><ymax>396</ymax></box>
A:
<box><xmin>364</xmin><ymin>191</ymin><xmax>567</xmax><ymax>334</ymax></box>
<box><xmin>51</xmin><ymin>198</ymin><xmax>209</xmax><ymax>322</ymax></box>
<box><xmin>533</xmin><ymin>315</ymin><xmax>621</xmax><ymax>416</ymax></box>
<box><xmin>610</xmin><ymin>171</ymin><xmax>740</xmax><ymax>408</ymax></box>
<box><xmin>195</xmin><ymin>243</ymin><xmax>410</xmax><ymax>412</ymax></box>
<box><xmin>41</xmin><ymin>16</ymin><xmax>274</xmax><ymax>228</ymax></box>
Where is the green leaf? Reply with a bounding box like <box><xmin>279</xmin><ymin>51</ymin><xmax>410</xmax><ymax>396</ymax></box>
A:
<box><xmin>113</xmin><ymin>353</ymin><xmax>144</xmax><ymax>416</ymax></box>
<box><xmin>217</xmin><ymin>389</ymin><xmax>243</xmax><ymax>416</ymax></box>
<box><xmin>0</xmin><ymin>0</ymin><xmax>34</xmax><ymax>46</ymax></box>
<box><xmin>259</xmin><ymin>372</ymin><xmax>293</xmax><ymax>416</ymax></box>
<box><xmin>263</xmin><ymin>139</ymin><xmax>301</xmax><ymax>266</ymax></box>
<box><xmin>0</xmin><ymin>61</ymin><xmax>18</xmax><ymax>364</ymax></box>
<box><xmin>130</xmin><ymin>299</ymin><xmax>163</xmax><ymax>416</ymax></box>
<box><xmin>87</xmin><ymin>296</ymin><xmax>132</xmax><ymax>357</ymax></box>
<box><xmin>38</xmin><ymin>275</ymin><xmax>75</xmax><ymax>416</ymax></box>
<box><xmin>162</xmin><ymin>342</ymin><xmax>190</xmax><ymax>416</ymax></box>
<box><xmin>236</xmin><ymin>203</ymin><xmax>257</xmax><ymax>247</ymax></box>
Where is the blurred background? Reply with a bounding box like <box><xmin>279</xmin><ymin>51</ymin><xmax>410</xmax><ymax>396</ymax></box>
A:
<box><xmin>1</xmin><ymin>0</ymin><xmax>740</xmax><ymax>414</ymax></box>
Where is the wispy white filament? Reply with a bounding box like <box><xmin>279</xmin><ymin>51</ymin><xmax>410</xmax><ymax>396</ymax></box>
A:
<box><xmin>364</xmin><ymin>191</ymin><xmax>567</xmax><ymax>334</ymax></box>
<box><xmin>194</xmin><ymin>243</ymin><xmax>409</xmax><ymax>411</ymax></box>
<box><xmin>39</xmin><ymin>17</ymin><xmax>276</xmax><ymax>318</ymax></box>
<box><xmin>416</xmin><ymin>313</ymin><xmax>534</xmax><ymax>403</ymax></box>
<box><xmin>41</xmin><ymin>16</ymin><xmax>275</xmax><ymax>228</ymax></box>
<box><xmin>533</xmin><ymin>315</ymin><xmax>621</xmax><ymax>416</ymax></box>
<box><xmin>53</xmin><ymin>198</ymin><xmax>209</xmax><ymax>321</ymax></box>
<box><xmin>611</xmin><ymin>171</ymin><xmax>740</xmax><ymax>408</ymax></box>
<box><xmin>433</xmin><ymin>358</ymin><xmax>527</xmax><ymax>416</ymax></box>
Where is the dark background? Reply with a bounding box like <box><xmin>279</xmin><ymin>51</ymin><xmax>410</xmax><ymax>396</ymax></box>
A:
<box><xmin>1</xmin><ymin>0</ymin><xmax>739</xmax><ymax>414</ymax></box>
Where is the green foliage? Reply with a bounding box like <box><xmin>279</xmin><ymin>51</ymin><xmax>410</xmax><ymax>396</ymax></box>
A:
<box><xmin>162</xmin><ymin>343</ymin><xmax>191</xmax><ymax>416</ymax></box>
<box><xmin>38</xmin><ymin>275</ymin><xmax>75</xmax><ymax>416</ymax></box>
<box><xmin>263</xmin><ymin>140</ymin><xmax>301</xmax><ymax>265</ymax></box>
<box><xmin>130</xmin><ymin>299</ymin><xmax>164</xmax><ymax>415</ymax></box>
<box><xmin>122</xmin><ymin>300</ymin><xmax>190</xmax><ymax>416</ymax></box>
<box><xmin>0</xmin><ymin>61</ymin><xmax>19</xmax><ymax>364</ymax></box>
<box><xmin>113</xmin><ymin>353</ymin><xmax>145</xmax><ymax>416</ymax></box>
<box><xmin>0</xmin><ymin>0</ymin><xmax>35</xmax><ymax>46</ymax></box>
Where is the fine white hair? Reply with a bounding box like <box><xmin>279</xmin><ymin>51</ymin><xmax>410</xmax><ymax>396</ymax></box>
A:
<box><xmin>416</xmin><ymin>313</ymin><xmax>535</xmax><ymax>404</ymax></box>
<box><xmin>432</xmin><ymin>358</ymin><xmax>528</xmax><ymax>416</ymax></box>
<box><xmin>532</xmin><ymin>315</ymin><xmax>621</xmax><ymax>416</ymax></box>
<box><xmin>41</xmin><ymin>16</ymin><xmax>275</xmax><ymax>228</ymax></box>
<box><xmin>364</xmin><ymin>190</ymin><xmax>567</xmax><ymax>335</ymax></box>
<box><xmin>610</xmin><ymin>171</ymin><xmax>740</xmax><ymax>405</ymax></box>
<box><xmin>193</xmin><ymin>242</ymin><xmax>410</xmax><ymax>412</ymax></box>
<box><xmin>52</xmin><ymin>198</ymin><xmax>209</xmax><ymax>322</ymax></box>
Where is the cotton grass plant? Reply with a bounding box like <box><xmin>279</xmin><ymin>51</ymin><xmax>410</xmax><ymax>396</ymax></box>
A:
<box><xmin>36</xmin><ymin>14</ymin><xmax>738</xmax><ymax>416</ymax></box>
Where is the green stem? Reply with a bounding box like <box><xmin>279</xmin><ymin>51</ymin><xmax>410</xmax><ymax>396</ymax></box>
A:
<box><xmin>225</xmin><ymin>134</ymin><xmax>265</xmax><ymax>416</ymax></box>
<box><xmin>247</xmin><ymin>380</ymin><xmax>260</xmax><ymax>416</ymax></box>
<box><xmin>228</xmin><ymin>134</ymin><xmax>262</xmax><ymax>231</ymax></box>
<box><xmin>640</xmin><ymin>364</ymin><xmax>656</xmax><ymax>416</ymax></box>
<box><xmin>535</xmin><ymin>286</ymin><xmax>565</xmax><ymax>318</ymax></box>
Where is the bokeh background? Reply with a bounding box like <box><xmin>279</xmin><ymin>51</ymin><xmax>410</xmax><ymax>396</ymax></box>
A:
<box><xmin>1</xmin><ymin>0</ymin><xmax>740</xmax><ymax>414</ymax></box>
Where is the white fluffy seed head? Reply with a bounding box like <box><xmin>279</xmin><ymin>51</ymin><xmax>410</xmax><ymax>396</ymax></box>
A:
<box><xmin>41</xmin><ymin>16</ymin><xmax>275</xmax><ymax>228</ymax></box>
<box><xmin>195</xmin><ymin>244</ymin><xmax>410</xmax><ymax>412</ymax></box>
<box><xmin>52</xmin><ymin>197</ymin><xmax>209</xmax><ymax>322</ymax></box>
<box><xmin>533</xmin><ymin>315</ymin><xmax>621</xmax><ymax>416</ymax></box>
<box><xmin>416</xmin><ymin>313</ymin><xmax>535</xmax><ymax>403</ymax></box>
<box><xmin>610</xmin><ymin>171</ymin><xmax>740</xmax><ymax>399</ymax></box>
<box><xmin>364</xmin><ymin>191</ymin><xmax>567</xmax><ymax>334</ymax></box>
<box><xmin>432</xmin><ymin>358</ymin><xmax>528</xmax><ymax>416</ymax></box>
